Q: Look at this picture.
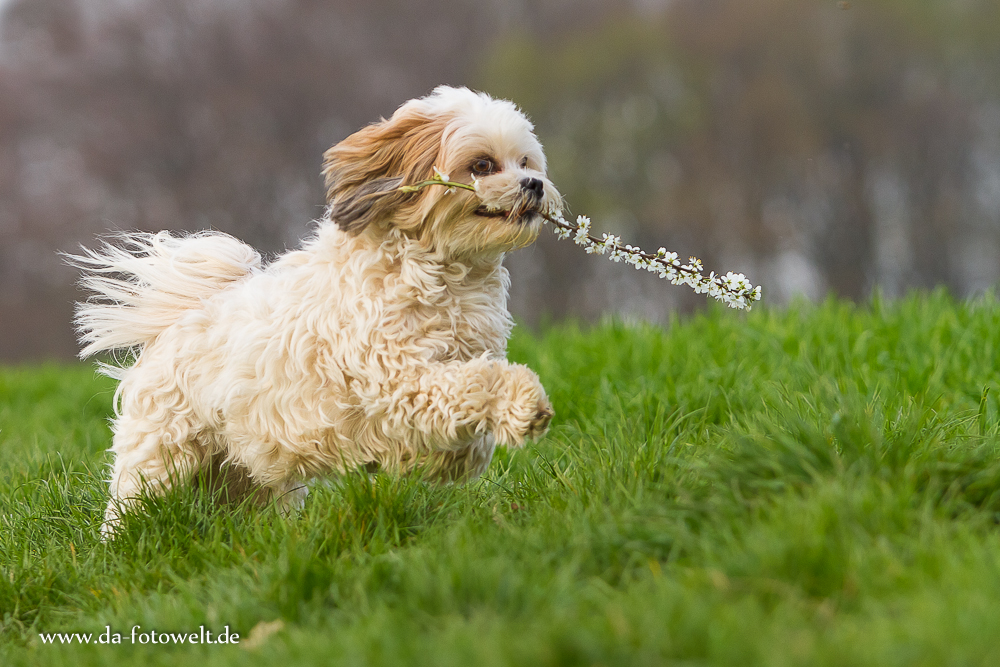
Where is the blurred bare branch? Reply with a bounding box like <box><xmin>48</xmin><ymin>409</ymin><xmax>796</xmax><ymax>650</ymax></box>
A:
<box><xmin>2</xmin><ymin>0</ymin><xmax>1000</xmax><ymax>358</ymax></box>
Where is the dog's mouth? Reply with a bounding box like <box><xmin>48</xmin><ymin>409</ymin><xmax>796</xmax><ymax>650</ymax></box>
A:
<box><xmin>474</xmin><ymin>204</ymin><xmax>541</xmax><ymax>224</ymax></box>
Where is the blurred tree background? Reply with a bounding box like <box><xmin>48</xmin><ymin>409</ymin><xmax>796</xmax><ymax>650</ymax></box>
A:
<box><xmin>1</xmin><ymin>0</ymin><xmax>999</xmax><ymax>359</ymax></box>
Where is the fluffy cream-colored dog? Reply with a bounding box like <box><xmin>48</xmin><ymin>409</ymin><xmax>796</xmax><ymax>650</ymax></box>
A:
<box><xmin>72</xmin><ymin>86</ymin><xmax>559</xmax><ymax>534</ymax></box>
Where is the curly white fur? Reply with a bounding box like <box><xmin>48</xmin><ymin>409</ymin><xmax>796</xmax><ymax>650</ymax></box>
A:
<box><xmin>70</xmin><ymin>86</ymin><xmax>558</xmax><ymax>535</ymax></box>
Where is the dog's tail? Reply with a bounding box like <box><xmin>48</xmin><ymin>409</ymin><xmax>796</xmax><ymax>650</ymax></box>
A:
<box><xmin>68</xmin><ymin>231</ymin><xmax>262</xmax><ymax>361</ymax></box>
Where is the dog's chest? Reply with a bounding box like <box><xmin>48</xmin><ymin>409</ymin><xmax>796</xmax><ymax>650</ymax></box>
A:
<box><xmin>407</xmin><ymin>295</ymin><xmax>508</xmax><ymax>363</ymax></box>
<box><xmin>395</xmin><ymin>270</ymin><xmax>510</xmax><ymax>363</ymax></box>
<box><xmin>345</xmin><ymin>253</ymin><xmax>512</xmax><ymax>364</ymax></box>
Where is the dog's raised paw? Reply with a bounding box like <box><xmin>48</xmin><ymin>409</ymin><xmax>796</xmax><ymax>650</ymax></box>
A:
<box><xmin>527</xmin><ymin>400</ymin><xmax>554</xmax><ymax>439</ymax></box>
<box><xmin>493</xmin><ymin>366</ymin><xmax>554</xmax><ymax>447</ymax></box>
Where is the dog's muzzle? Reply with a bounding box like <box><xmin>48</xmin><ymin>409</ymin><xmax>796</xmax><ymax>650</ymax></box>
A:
<box><xmin>520</xmin><ymin>177</ymin><xmax>544</xmax><ymax>200</ymax></box>
<box><xmin>474</xmin><ymin>178</ymin><xmax>545</xmax><ymax>223</ymax></box>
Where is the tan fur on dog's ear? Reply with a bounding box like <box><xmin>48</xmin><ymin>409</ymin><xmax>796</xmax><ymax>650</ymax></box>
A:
<box><xmin>323</xmin><ymin>106</ymin><xmax>446</xmax><ymax>235</ymax></box>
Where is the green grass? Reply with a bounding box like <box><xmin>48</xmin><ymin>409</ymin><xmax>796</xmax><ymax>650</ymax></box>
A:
<box><xmin>4</xmin><ymin>289</ymin><xmax>1000</xmax><ymax>665</ymax></box>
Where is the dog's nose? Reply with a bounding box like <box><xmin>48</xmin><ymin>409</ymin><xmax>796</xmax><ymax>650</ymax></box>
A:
<box><xmin>520</xmin><ymin>177</ymin><xmax>544</xmax><ymax>199</ymax></box>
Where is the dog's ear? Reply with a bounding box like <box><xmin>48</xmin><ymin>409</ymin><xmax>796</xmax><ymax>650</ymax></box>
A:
<box><xmin>323</xmin><ymin>105</ymin><xmax>445</xmax><ymax>235</ymax></box>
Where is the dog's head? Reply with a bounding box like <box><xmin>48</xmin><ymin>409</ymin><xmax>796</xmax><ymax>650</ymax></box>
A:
<box><xmin>322</xmin><ymin>86</ymin><xmax>561</xmax><ymax>257</ymax></box>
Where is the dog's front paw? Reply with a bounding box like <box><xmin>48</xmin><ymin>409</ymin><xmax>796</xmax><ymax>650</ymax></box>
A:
<box><xmin>527</xmin><ymin>397</ymin><xmax>553</xmax><ymax>440</ymax></box>
<box><xmin>493</xmin><ymin>366</ymin><xmax>554</xmax><ymax>447</ymax></box>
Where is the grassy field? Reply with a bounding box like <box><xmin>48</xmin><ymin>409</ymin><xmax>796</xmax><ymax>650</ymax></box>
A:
<box><xmin>3</xmin><ymin>290</ymin><xmax>1000</xmax><ymax>665</ymax></box>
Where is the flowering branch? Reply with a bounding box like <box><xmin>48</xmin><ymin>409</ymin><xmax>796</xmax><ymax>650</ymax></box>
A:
<box><xmin>398</xmin><ymin>169</ymin><xmax>762</xmax><ymax>310</ymax></box>
<box><xmin>542</xmin><ymin>211</ymin><xmax>761</xmax><ymax>310</ymax></box>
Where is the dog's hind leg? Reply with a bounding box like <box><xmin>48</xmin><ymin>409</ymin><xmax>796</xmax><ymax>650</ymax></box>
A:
<box><xmin>102</xmin><ymin>410</ymin><xmax>206</xmax><ymax>537</ymax></box>
<box><xmin>199</xmin><ymin>457</ymin><xmax>309</xmax><ymax>514</ymax></box>
<box><xmin>263</xmin><ymin>480</ymin><xmax>309</xmax><ymax>515</ymax></box>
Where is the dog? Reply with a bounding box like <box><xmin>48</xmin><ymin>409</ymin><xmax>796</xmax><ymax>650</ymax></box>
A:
<box><xmin>70</xmin><ymin>85</ymin><xmax>559</xmax><ymax>535</ymax></box>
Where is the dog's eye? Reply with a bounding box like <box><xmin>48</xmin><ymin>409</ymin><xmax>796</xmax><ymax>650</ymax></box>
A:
<box><xmin>472</xmin><ymin>159</ymin><xmax>494</xmax><ymax>175</ymax></box>
<box><xmin>520</xmin><ymin>157</ymin><xmax>528</xmax><ymax>168</ymax></box>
